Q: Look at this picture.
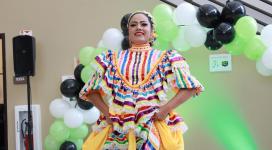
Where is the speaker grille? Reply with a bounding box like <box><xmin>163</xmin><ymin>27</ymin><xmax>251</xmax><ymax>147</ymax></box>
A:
<box><xmin>13</xmin><ymin>35</ymin><xmax>36</xmax><ymax>77</ymax></box>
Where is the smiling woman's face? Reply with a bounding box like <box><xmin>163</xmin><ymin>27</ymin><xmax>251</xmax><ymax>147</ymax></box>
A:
<box><xmin>128</xmin><ymin>13</ymin><xmax>152</xmax><ymax>45</ymax></box>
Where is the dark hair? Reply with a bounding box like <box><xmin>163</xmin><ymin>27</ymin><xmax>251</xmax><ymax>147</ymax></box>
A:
<box><xmin>121</xmin><ymin>11</ymin><xmax>156</xmax><ymax>50</ymax></box>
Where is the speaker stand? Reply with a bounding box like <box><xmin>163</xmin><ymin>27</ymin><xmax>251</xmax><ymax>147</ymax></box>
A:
<box><xmin>26</xmin><ymin>75</ymin><xmax>33</xmax><ymax>150</ymax></box>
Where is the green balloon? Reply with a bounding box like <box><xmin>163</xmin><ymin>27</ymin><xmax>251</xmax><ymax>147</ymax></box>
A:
<box><xmin>95</xmin><ymin>48</ymin><xmax>107</xmax><ymax>56</ymax></box>
<box><xmin>79</xmin><ymin>46</ymin><xmax>95</xmax><ymax>66</ymax></box>
<box><xmin>44</xmin><ymin>135</ymin><xmax>61</xmax><ymax>150</ymax></box>
<box><xmin>69</xmin><ymin>124</ymin><xmax>89</xmax><ymax>139</ymax></box>
<box><xmin>152</xmin><ymin>4</ymin><xmax>173</xmax><ymax>21</ymax></box>
<box><xmin>172</xmin><ymin>27</ymin><xmax>191</xmax><ymax>52</ymax></box>
<box><xmin>224</xmin><ymin>35</ymin><xmax>246</xmax><ymax>55</ymax></box>
<box><xmin>49</xmin><ymin>120</ymin><xmax>70</xmax><ymax>142</ymax></box>
<box><xmin>156</xmin><ymin>20</ymin><xmax>178</xmax><ymax>41</ymax></box>
<box><xmin>234</xmin><ymin>16</ymin><xmax>257</xmax><ymax>40</ymax></box>
<box><xmin>67</xmin><ymin>138</ymin><xmax>84</xmax><ymax>150</ymax></box>
<box><xmin>81</xmin><ymin>65</ymin><xmax>95</xmax><ymax>83</ymax></box>
<box><xmin>244</xmin><ymin>35</ymin><xmax>266</xmax><ymax>60</ymax></box>
<box><xmin>153</xmin><ymin>38</ymin><xmax>169</xmax><ymax>50</ymax></box>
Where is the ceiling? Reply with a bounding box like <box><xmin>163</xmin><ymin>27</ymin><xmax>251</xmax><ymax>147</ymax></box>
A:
<box><xmin>161</xmin><ymin>0</ymin><xmax>272</xmax><ymax>30</ymax></box>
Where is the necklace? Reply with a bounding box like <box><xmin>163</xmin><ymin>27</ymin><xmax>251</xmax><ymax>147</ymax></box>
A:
<box><xmin>129</xmin><ymin>44</ymin><xmax>152</xmax><ymax>52</ymax></box>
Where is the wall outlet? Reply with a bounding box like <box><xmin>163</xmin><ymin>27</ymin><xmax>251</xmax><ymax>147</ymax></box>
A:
<box><xmin>209</xmin><ymin>54</ymin><xmax>232</xmax><ymax>72</ymax></box>
<box><xmin>13</xmin><ymin>76</ymin><xmax>27</xmax><ymax>84</ymax></box>
<box><xmin>19</xmin><ymin>30</ymin><xmax>33</xmax><ymax>36</ymax></box>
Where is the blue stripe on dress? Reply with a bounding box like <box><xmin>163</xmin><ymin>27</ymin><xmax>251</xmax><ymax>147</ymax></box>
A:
<box><xmin>187</xmin><ymin>76</ymin><xmax>195</xmax><ymax>88</ymax></box>
<box><xmin>147</xmin><ymin>49</ymin><xmax>154</xmax><ymax>73</ymax></box>
<box><xmin>121</xmin><ymin>50</ymin><xmax>129</xmax><ymax>75</ymax></box>
<box><xmin>145</xmin><ymin>139</ymin><xmax>156</xmax><ymax>150</ymax></box>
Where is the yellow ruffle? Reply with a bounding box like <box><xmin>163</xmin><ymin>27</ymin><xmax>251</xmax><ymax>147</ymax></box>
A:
<box><xmin>154</xmin><ymin>121</ymin><xmax>184</xmax><ymax>150</ymax></box>
<box><xmin>82</xmin><ymin>121</ymin><xmax>184</xmax><ymax>150</ymax></box>
<box><xmin>82</xmin><ymin>126</ymin><xmax>111</xmax><ymax>150</ymax></box>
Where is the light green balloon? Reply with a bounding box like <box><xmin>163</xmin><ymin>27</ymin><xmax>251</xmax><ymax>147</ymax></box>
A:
<box><xmin>153</xmin><ymin>38</ymin><xmax>169</xmax><ymax>50</ymax></box>
<box><xmin>172</xmin><ymin>27</ymin><xmax>191</xmax><ymax>52</ymax></box>
<box><xmin>81</xmin><ymin>65</ymin><xmax>94</xmax><ymax>83</ymax></box>
<box><xmin>224</xmin><ymin>35</ymin><xmax>246</xmax><ymax>55</ymax></box>
<box><xmin>95</xmin><ymin>48</ymin><xmax>107</xmax><ymax>56</ymax></box>
<box><xmin>44</xmin><ymin>135</ymin><xmax>61</xmax><ymax>150</ymax></box>
<box><xmin>92</xmin><ymin>48</ymin><xmax>105</xmax><ymax>57</ymax></box>
<box><xmin>79</xmin><ymin>46</ymin><xmax>95</xmax><ymax>66</ymax></box>
<box><xmin>67</xmin><ymin>138</ymin><xmax>84</xmax><ymax>150</ymax></box>
<box><xmin>244</xmin><ymin>35</ymin><xmax>266</xmax><ymax>60</ymax></box>
<box><xmin>235</xmin><ymin>16</ymin><xmax>257</xmax><ymax>40</ymax></box>
<box><xmin>156</xmin><ymin>20</ymin><xmax>178</xmax><ymax>42</ymax></box>
<box><xmin>49</xmin><ymin>120</ymin><xmax>70</xmax><ymax>142</ymax></box>
<box><xmin>69</xmin><ymin>124</ymin><xmax>89</xmax><ymax>139</ymax></box>
<box><xmin>152</xmin><ymin>4</ymin><xmax>173</xmax><ymax>21</ymax></box>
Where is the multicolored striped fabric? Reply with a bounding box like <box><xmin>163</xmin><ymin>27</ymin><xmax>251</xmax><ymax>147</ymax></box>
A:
<box><xmin>117</xmin><ymin>48</ymin><xmax>163</xmax><ymax>85</ymax></box>
<box><xmin>79</xmin><ymin>46</ymin><xmax>204</xmax><ymax>149</ymax></box>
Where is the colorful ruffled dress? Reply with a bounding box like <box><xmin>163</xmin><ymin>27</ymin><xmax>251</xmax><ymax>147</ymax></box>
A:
<box><xmin>79</xmin><ymin>44</ymin><xmax>204</xmax><ymax>150</ymax></box>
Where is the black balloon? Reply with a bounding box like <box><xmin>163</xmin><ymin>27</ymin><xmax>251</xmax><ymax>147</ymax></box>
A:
<box><xmin>122</xmin><ymin>36</ymin><xmax>130</xmax><ymax>50</ymax></box>
<box><xmin>121</xmin><ymin>13</ymin><xmax>132</xmax><ymax>36</ymax></box>
<box><xmin>221</xmin><ymin>1</ymin><xmax>246</xmax><ymax>25</ymax></box>
<box><xmin>77</xmin><ymin>97</ymin><xmax>94</xmax><ymax>110</ymax></box>
<box><xmin>60</xmin><ymin>79</ymin><xmax>81</xmax><ymax>98</ymax></box>
<box><xmin>60</xmin><ymin>141</ymin><xmax>77</xmax><ymax>150</ymax></box>
<box><xmin>74</xmin><ymin>64</ymin><xmax>85</xmax><ymax>86</ymax></box>
<box><xmin>213</xmin><ymin>22</ymin><xmax>235</xmax><ymax>44</ymax></box>
<box><xmin>205</xmin><ymin>30</ymin><xmax>222</xmax><ymax>50</ymax></box>
<box><xmin>197</xmin><ymin>4</ymin><xmax>221</xmax><ymax>28</ymax></box>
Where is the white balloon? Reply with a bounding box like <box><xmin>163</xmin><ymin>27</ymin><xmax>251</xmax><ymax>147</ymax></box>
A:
<box><xmin>184</xmin><ymin>25</ymin><xmax>207</xmax><ymax>47</ymax></box>
<box><xmin>172</xmin><ymin>27</ymin><xmax>191</xmax><ymax>51</ymax></box>
<box><xmin>261</xmin><ymin>24</ymin><xmax>272</xmax><ymax>47</ymax></box>
<box><xmin>174</xmin><ymin>2</ymin><xmax>197</xmax><ymax>26</ymax></box>
<box><xmin>261</xmin><ymin>47</ymin><xmax>272</xmax><ymax>70</ymax></box>
<box><xmin>49</xmin><ymin>98</ymin><xmax>71</xmax><ymax>118</ymax></box>
<box><xmin>256</xmin><ymin>60</ymin><xmax>272</xmax><ymax>76</ymax></box>
<box><xmin>64</xmin><ymin>108</ymin><xmax>84</xmax><ymax>128</ymax></box>
<box><xmin>68</xmin><ymin>100</ymin><xmax>77</xmax><ymax>108</ymax></box>
<box><xmin>102</xmin><ymin>28</ymin><xmax>123</xmax><ymax>50</ymax></box>
<box><xmin>83</xmin><ymin>107</ymin><xmax>100</xmax><ymax>124</ymax></box>
<box><xmin>97</xmin><ymin>40</ymin><xmax>106</xmax><ymax>49</ymax></box>
<box><xmin>204</xmin><ymin>27</ymin><xmax>212</xmax><ymax>32</ymax></box>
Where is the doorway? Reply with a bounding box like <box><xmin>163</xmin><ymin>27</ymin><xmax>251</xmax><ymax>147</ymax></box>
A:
<box><xmin>0</xmin><ymin>33</ymin><xmax>8</xmax><ymax>150</ymax></box>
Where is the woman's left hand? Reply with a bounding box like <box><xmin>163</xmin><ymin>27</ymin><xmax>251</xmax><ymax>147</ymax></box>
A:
<box><xmin>152</xmin><ymin>105</ymin><xmax>170</xmax><ymax>121</ymax></box>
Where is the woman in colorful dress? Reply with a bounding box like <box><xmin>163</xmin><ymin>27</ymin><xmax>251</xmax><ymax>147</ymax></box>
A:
<box><xmin>79</xmin><ymin>11</ymin><xmax>204</xmax><ymax>150</ymax></box>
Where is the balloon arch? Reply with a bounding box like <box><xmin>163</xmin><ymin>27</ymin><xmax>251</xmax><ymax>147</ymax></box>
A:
<box><xmin>44</xmin><ymin>1</ymin><xmax>272</xmax><ymax>150</ymax></box>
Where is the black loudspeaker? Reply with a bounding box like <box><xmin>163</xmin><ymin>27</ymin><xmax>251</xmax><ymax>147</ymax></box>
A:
<box><xmin>13</xmin><ymin>35</ymin><xmax>36</xmax><ymax>77</ymax></box>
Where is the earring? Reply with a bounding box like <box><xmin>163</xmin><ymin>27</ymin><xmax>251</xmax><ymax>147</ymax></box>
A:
<box><xmin>149</xmin><ymin>32</ymin><xmax>157</xmax><ymax>43</ymax></box>
<box><xmin>148</xmin><ymin>37</ymin><xmax>154</xmax><ymax>43</ymax></box>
